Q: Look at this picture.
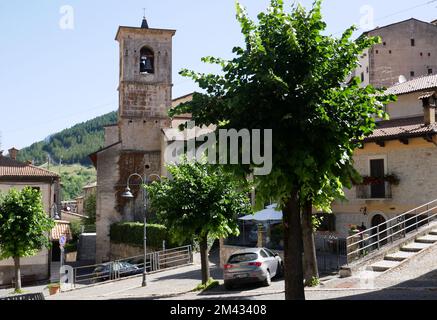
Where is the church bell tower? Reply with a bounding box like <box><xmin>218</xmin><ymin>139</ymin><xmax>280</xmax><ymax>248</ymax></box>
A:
<box><xmin>115</xmin><ymin>16</ymin><xmax>176</xmax><ymax>151</ymax></box>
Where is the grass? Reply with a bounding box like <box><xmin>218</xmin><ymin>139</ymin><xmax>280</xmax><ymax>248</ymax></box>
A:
<box><xmin>10</xmin><ymin>289</ymin><xmax>26</xmax><ymax>295</ymax></box>
<box><xmin>193</xmin><ymin>278</ymin><xmax>220</xmax><ymax>292</ymax></box>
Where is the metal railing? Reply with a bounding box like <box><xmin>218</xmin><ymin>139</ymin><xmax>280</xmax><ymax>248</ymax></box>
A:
<box><xmin>346</xmin><ymin>199</ymin><xmax>437</xmax><ymax>264</ymax></box>
<box><xmin>356</xmin><ymin>181</ymin><xmax>392</xmax><ymax>199</ymax></box>
<box><xmin>71</xmin><ymin>245</ymin><xmax>192</xmax><ymax>288</ymax></box>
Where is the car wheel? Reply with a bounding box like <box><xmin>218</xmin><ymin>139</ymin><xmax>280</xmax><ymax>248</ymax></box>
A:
<box><xmin>224</xmin><ymin>281</ymin><xmax>233</xmax><ymax>290</ymax></box>
<box><xmin>263</xmin><ymin>271</ymin><xmax>272</xmax><ymax>287</ymax></box>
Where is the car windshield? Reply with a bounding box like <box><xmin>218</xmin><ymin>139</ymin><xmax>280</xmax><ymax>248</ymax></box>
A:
<box><xmin>228</xmin><ymin>253</ymin><xmax>258</xmax><ymax>263</ymax></box>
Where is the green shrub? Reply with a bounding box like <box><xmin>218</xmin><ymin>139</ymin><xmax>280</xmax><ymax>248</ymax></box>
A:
<box><xmin>64</xmin><ymin>242</ymin><xmax>77</xmax><ymax>253</ymax></box>
<box><xmin>110</xmin><ymin>222</ymin><xmax>175</xmax><ymax>249</ymax></box>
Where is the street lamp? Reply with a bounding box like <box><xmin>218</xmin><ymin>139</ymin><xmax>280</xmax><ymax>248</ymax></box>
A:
<box><xmin>122</xmin><ymin>172</ymin><xmax>161</xmax><ymax>287</ymax></box>
<box><xmin>52</xmin><ymin>203</ymin><xmax>61</xmax><ymax>220</ymax></box>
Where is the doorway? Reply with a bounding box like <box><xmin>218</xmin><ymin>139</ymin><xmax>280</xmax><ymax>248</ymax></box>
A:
<box><xmin>371</xmin><ymin>214</ymin><xmax>388</xmax><ymax>247</ymax></box>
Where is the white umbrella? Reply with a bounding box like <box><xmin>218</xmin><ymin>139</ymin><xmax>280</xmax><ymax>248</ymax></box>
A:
<box><xmin>239</xmin><ymin>204</ymin><xmax>283</xmax><ymax>222</ymax></box>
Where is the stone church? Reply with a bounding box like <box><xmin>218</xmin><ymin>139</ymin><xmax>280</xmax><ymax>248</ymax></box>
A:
<box><xmin>90</xmin><ymin>17</ymin><xmax>192</xmax><ymax>263</ymax></box>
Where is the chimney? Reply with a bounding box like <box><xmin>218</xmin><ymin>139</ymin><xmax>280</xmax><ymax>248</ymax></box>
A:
<box><xmin>8</xmin><ymin>147</ymin><xmax>19</xmax><ymax>160</ymax></box>
<box><xmin>419</xmin><ymin>92</ymin><xmax>437</xmax><ymax>125</ymax></box>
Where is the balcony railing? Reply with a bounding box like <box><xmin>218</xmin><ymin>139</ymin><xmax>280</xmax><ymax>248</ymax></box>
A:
<box><xmin>356</xmin><ymin>181</ymin><xmax>392</xmax><ymax>199</ymax></box>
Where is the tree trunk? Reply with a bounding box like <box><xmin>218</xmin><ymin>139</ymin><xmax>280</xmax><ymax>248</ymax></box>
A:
<box><xmin>302</xmin><ymin>200</ymin><xmax>319</xmax><ymax>286</ymax></box>
<box><xmin>283</xmin><ymin>189</ymin><xmax>305</xmax><ymax>300</ymax></box>
<box><xmin>199</xmin><ymin>234</ymin><xmax>210</xmax><ymax>285</ymax></box>
<box><xmin>13</xmin><ymin>256</ymin><xmax>21</xmax><ymax>292</ymax></box>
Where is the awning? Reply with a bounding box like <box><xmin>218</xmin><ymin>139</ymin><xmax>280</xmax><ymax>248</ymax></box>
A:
<box><xmin>51</xmin><ymin>221</ymin><xmax>72</xmax><ymax>241</ymax></box>
<box><xmin>239</xmin><ymin>204</ymin><xmax>283</xmax><ymax>222</ymax></box>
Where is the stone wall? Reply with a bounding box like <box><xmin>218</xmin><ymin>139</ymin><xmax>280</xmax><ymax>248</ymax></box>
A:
<box><xmin>78</xmin><ymin>233</ymin><xmax>97</xmax><ymax>262</ymax></box>
<box><xmin>332</xmin><ymin>137</ymin><xmax>437</xmax><ymax>238</ymax></box>
<box><xmin>0</xmin><ymin>250</ymin><xmax>49</xmax><ymax>287</ymax></box>
<box><xmin>366</xmin><ymin>19</ymin><xmax>437</xmax><ymax>88</ymax></box>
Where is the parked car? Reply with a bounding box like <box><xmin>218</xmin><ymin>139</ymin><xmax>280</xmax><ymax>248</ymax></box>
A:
<box><xmin>223</xmin><ymin>247</ymin><xmax>283</xmax><ymax>290</ymax></box>
<box><xmin>92</xmin><ymin>261</ymin><xmax>141</xmax><ymax>283</ymax></box>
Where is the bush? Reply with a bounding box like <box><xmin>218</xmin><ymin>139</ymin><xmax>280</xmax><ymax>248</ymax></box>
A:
<box><xmin>110</xmin><ymin>222</ymin><xmax>176</xmax><ymax>249</ymax></box>
<box><xmin>64</xmin><ymin>242</ymin><xmax>77</xmax><ymax>253</ymax></box>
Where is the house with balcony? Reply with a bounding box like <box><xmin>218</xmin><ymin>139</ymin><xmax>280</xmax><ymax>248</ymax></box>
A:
<box><xmin>322</xmin><ymin>74</ymin><xmax>437</xmax><ymax>243</ymax></box>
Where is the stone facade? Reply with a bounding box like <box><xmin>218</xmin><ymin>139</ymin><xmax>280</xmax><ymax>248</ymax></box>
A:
<box><xmin>92</xmin><ymin>21</ymin><xmax>182</xmax><ymax>263</ymax></box>
<box><xmin>354</xmin><ymin>18</ymin><xmax>437</xmax><ymax>88</ymax></box>
<box><xmin>332</xmin><ymin>137</ymin><xmax>437</xmax><ymax>238</ymax></box>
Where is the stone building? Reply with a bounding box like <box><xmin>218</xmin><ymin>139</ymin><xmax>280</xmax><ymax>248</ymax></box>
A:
<box><xmin>0</xmin><ymin>148</ymin><xmax>67</xmax><ymax>287</ymax></box>
<box><xmin>354</xmin><ymin>18</ymin><xmax>437</xmax><ymax>88</ymax></box>
<box><xmin>90</xmin><ymin>17</ymin><xmax>192</xmax><ymax>263</ymax></box>
<box><xmin>324</xmin><ymin>74</ymin><xmax>437</xmax><ymax>241</ymax></box>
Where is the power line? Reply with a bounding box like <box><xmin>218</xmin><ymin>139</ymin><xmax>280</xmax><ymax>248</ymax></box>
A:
<box><xmin>333</xmin><ymin>0</ymin><xmax>437</xmax><ymax>36</ymax></box>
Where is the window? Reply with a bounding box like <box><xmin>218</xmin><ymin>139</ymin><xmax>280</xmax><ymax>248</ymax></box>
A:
<box><xmin>389</xmin><ymin>50</ymin><xmax>392</xmax><ymax>54</ymax></box>
<box><xmin>259</xmin><ymin>250</ymin><xmax>268</xmax><ymax>258</ymax></box>
<box><xmin>411</xmin><ymin>39</ymin><xmax>415</xmax><ymax>46</ymax></box>
<box><xmin>361</xmin><ymin>72</ymin><xmax>365</xmax><ymax>82</ymax></box>
<box><xmin>140</xmin><ymin>47</ymin><xmax>154</xmax><ymax>74</ymax></box>
<box><xmin>370</xmin><ymin>159</ymin><xmax>385</xmax><ymax>198</ymax></box>
<box><xmin>429</xmin><ymin>53</ymin><xmax>431</xmax><ymax>57</ymax></box>
<box><xmin>366</xmin><ymin>66</ymin><xmax>369</xmax><ymax>73</ymax></box>
<box><xmin>410</xmin><ymin>71</ymin><xmax>415</xmax><ymax>77</ymax></box>
<box><xmin>264</xmin><ymin>248</ymin><xmax>276</xmax><ymax>257</ymax></box>
<box><xmin>228</xmin><ymin>253</ymin><xmax>257</xmax><ymax>263</ymax></box>
<box><xmin>316</xmin><ymin>213</ymin><xmax>336</xmax><ymax>232</ymax></box>
<box><xmin>383</xmin><ymin>42</ymin><xmax>386</xmax><ymax>46</ymax></box>
<box><xmin>420</xmin><ymin>52</ymin><xmax>423</xmax><ymax>57</ymax></box>
<box><xmin>375</xmin><ymin>50</ymin><xmax>379</xmax><ymax>54</ymax></box>
<box><xmin>429</xmin><ymin>69</ymin><xmax>433</xmax><ymax>75</ymax></box>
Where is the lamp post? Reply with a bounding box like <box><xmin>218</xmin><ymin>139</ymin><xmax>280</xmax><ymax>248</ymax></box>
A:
<box><xmin>122</xmin><ymin>173</ymin><xmax>161</xmax><ymax>287</ymax></box>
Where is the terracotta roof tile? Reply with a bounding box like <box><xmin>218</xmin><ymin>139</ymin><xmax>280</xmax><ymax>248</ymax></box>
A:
<box><xmin>386</xmin><ymin>74</ymin><xmax>437</xmax><ymax>96</ymax></box>
<box><xmin>0</xmin><ymin>156</ymin><xmax>59</xmax><ymax>178</ymax></box>
<box><xmin>365</xmin><ymin>116</ymin><xmax>437</xmax><ymax>142</ymax></box>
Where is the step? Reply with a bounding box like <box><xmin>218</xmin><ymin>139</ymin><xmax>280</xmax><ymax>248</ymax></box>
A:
<box><xmin>416</xmin><ymin>234</ymin><xmax>437</xmax><ymax>244</ymax></box>
<box><xmin>428</xmin><ymin>229</ymin><xmax>437</xmax><ymax>236</ymax></box>
<box><xmin>384</xmin><ymin>251</ymin><xmax>416</xmax><ymax>262</ymax></box>
<box><xmin>401</xmin><ymin>242</ymin><xmax>432</xmax><ymax>252</ymax></box>
<box><xmin>368</xmin><ymin>260</ymin><xmax>401</xmax><ymax>272</ymax></box>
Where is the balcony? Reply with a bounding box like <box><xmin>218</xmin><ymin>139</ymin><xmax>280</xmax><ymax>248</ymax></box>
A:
<box><xmin>356</xmin><ymin>181</ymin><xmax>392</xmax><ymax>199</ymax></box>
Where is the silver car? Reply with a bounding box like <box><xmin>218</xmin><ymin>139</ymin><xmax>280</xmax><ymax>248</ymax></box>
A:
<box><xmin>223</xmin><ymin>248</ymin><xmax>283</xmax><ymax>290</ymax></box>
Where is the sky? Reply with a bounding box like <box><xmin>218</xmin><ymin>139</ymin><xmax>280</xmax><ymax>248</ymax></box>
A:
<box><xmin>0</xmin><ymin>0</ymin><xmax>436</xmax><ymax>151</ymax></box>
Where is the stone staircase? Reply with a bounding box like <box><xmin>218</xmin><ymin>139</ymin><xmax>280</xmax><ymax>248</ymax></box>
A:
<box><xmin>366</xmin><ymin>229</ymin><xmax>437</xmax><ymax>274</ymax></box>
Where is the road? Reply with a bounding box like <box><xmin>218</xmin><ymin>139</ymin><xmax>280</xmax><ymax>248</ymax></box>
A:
<box><xmin>4</xmin><ymin>243</ymin><xmax>437</xmax><ymax>300</ymax></box>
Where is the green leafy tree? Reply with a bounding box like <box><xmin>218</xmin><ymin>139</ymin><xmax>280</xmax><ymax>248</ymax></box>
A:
<box><xmin>83</xmin><ymin>193</ymin><xmax>96</xmax><ymax>227</ymax></box>
<box><xmin>170</xmin><ymin>0</ymin><xmax>395</xmax><ymax>299</ymax></box>
<box><xmin>0</xmin><ymin>187</ymin><xmax>55</xmax><ymax>292</ymax></box>
<box><xmin>146</xmin><ymin>160</ymin><xmax>252</xmax><ymax>285</ymax></box>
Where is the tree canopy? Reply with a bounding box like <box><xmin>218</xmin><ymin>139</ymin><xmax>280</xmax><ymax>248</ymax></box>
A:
<box><xmin>0</xmin><ymin>187</ymin><xmax>55</xmax><ymax>259</ymax></box>
<box><xmin>170</xmin><ymin>0</ymin><xmax>396</xmax><ymax>299</ymax></box>
<box><xmin>146</xmin><ymin>160</ymin><xmax>252</xmax><ymax>284</ymax></box>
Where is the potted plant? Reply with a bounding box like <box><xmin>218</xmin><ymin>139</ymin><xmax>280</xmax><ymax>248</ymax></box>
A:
<box><xmin>348</xmin><ymin>224</ymin><xmax>360</xmax><ymax>236</ymax></box>
<box><xmin>47</xmin><ymin>283</ymin><xmax>61</xmax><ymax>295</ymax></box>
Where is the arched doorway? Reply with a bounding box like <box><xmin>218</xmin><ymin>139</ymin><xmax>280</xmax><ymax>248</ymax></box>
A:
<box><xmin>371</xmin><ymin>214</ymin><xmax>388</xmax><ymax>247</ymax></box>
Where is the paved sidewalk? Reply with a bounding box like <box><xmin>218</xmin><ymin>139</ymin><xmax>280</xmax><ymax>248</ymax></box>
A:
<box><xmin>47</xmin><ymin>263</ymin><xmax>220</xmax><ymax>300</ymax></box>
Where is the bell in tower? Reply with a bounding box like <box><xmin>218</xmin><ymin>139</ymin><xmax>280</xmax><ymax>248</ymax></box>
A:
<box><xmin>140</xmin><ymin>48</ymin><xmax>154</xmax><ymax>74</ymax></box>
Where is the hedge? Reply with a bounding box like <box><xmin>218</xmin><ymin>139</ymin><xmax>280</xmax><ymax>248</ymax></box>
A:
<box><xmin>110</xmin><ymin>222</ymin><xmax>173</xmax><ymax>249</ymax></box>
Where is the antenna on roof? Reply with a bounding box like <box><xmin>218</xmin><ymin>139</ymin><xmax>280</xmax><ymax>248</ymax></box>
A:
<box><xmin>399</xmin><ymin>75</ymin><xmax>407</xmax><ymax>84</ymax></box>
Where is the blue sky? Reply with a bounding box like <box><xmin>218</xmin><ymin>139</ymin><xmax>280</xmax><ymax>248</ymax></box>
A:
<box><xmin>0</xmin><ymin>0</ymin><xmax>436</xmax><ymax>150</ymax></box>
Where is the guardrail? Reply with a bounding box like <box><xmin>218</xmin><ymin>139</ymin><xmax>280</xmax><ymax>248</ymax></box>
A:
<box><xmin>346</xmin><ymin>199</ymin><xmax>437</xmax><ymax>264</ymax></box>
<box><xmin>72</xmin><ymin>245</ymin><xmax>192</xmax><ymax>288</ymax></box>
